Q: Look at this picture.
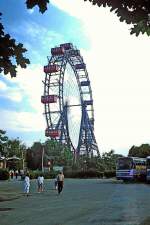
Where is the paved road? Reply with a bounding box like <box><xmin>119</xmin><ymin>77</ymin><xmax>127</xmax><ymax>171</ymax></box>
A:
<box><xmin>0</xmin><ymin>179</ymin><xmax>150</xmax><ymax>225</ymax></box>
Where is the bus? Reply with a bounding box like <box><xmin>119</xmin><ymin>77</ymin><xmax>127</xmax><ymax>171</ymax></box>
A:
<box><xmin>146</xmin><ymin>156</ymin><xmax>150</xmax><ymax>182</ymax></box>
<box><xmin>116</xmin><ymin>157</ymin><xmax>147</xmax><ymax>181</ymax></box>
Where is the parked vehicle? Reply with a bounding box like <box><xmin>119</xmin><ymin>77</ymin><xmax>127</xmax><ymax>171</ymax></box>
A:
<box><xmin>116</xmin><ymin>157</ymin><xmax>146</xmax><ymax>181</ymax></box>
<box><xmin>146</xmin><ymin>156</ymin><xmax>150</xmax><ymax>182</ymax></box>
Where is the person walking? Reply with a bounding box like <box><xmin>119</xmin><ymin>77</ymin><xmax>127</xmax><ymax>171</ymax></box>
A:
<box><xmin>15</xmin><ymin>170</ymin><xmax>18</xmax><ymax>179</ymax></box>
<box><xmin>24</xmin><ymin>173</ymin><xmax>30</xmax><ymax>196</ymax></box>
<box><xmin>54</xmin><ymin>177</ymin><xmax>58</xmax><ymax>190</ymax></box>
<box><xmin>37</xmin><ymin>174</ymin><xmax>44</xmax><ymax>193</ymax></box>
<box><xmin>57</xmin><ymin>171</ymin><xmax>64</xmax><ymax>194</ymax></box>
<box><xmin>10</xmin><ymin>170</ymin><xmax>14</xmax><ymax>179</ymax></box>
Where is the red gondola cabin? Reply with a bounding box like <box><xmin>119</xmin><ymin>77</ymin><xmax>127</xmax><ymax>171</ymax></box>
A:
<box><xmin>45</xmin><ymin>129</ymin><xmax>60</xmax><ymax>138</ymax></box>
<box><xmin>80</xmin><ymin>81</ymin><xmax>90</xmax><ymax>86</ymax></box>
<box><xmin>43</xmin><ymin>65</ymin><xmax>59</xmax><ymax>73</ymax></box>
<box><xmin>41</xmin><ymin>95</ymin><xmax>58</xmax><ymax>104</ymax></box>
<box><xmin>69</xmin><ymin>50</ymin><xmax>80</xmax><ymax>56</ymax></box>
<box><xmin>75</xmin><ymin>64</ymin><xmax>85</xmax><ymax>70</ymax></box>
<box><xmin>60</xmin><ymin>43</ymin><xmax>73</xmax><ymax>50</ymax></box>
<box><xmin>51</xmin><ymin>47</ymin><xmax>65</xmax><ymax>56</ymax></box>
<box><xmin>83</xmin><ymin>100</ymin><xmax>93</xmax><ymax>105</ymax></box>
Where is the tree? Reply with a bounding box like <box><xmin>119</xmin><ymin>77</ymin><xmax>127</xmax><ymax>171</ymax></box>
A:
<box><xmin>0</xmin><ymin>129</ymin><xmax>8</xmax><ymax>156</ymax></box>
<box><xmin>27</xmin><ymin>142</ymin><xmax>43</xmax><ymax>170</ymax></box>
<box><xmin>101</xmin><ymin>150</ymin><xmax>123</xmax><ymax>171</ymax></box>
<box><xmin>26</xmin><ymin>139</ymin><xmax>73</xmax><ymax>170</ymax></box>
<box><xmin>0</xmin><ymin>0</ymin><xmax>49</xmax><ymax>77</ymax></box>
<box><xmin>84</xmin><ymin>0</ymin><xmax>150</xmax><ymax>36</ymax></box>
<box><xmin>26</xmin><ymin>0</ymin><xmax>49</xmax><ymax>13</ymax></box>
<box><xmin>44</xmin><ymin>140</ymin><xmax>73</xmax><ymax>166</ymax></box>
<box><xmin>26</xmin><ymin>147</ymin><xmax>34</xmax><ymax>169</ymax></box>
<box><xmin>0</xmin><ymin>13</ymin><xmax>30</xmax><ymax>77</ymax></box>
<box><xmin>128</xmin><ymin>144</ymin><xmax>150</xmax><ymax>158</ymax></box>
<box><xmin>6</xmin><ymin>138</ymin><xmax>26</xmax><ymax>158</ymax></box>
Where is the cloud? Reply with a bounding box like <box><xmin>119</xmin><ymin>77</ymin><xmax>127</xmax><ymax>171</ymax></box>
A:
<box><xmin>0</xmin><ymin>65</ymin><xmax>47</xmax><ymax>146</ymax></box>
<box><xmin>0</xmin><ymin>80</ymin><xmax>23</xmax><ymax>102</ymax></box>
<box><xmin>0</xmin><ymin>109</ymin><xmax>45</xmax><ymax>132</ymax></box>
<box><xmin>51</xmin><ymin>0</ymin><xmax>150</xmax><ymax>155</ymax></box>
<box><xmin>0</xmin><ymin>80</ymin><xmax>7</xmax><ymax>90</ymax></box>
<box><xmin>5</xmin><ymin>65</ymin><xmax>44</xmax><ymax>111</ymax></box>
<box><xmin>27</xmin><ymin>9</ymin><xmax>34</xmax><ymax>14</ymax></box>
<box><xmin>1</xmin><ymin>65</ymin><xmax>46</xmax><ymax>134</ymax></box>
<box><xmin>11</xmin><ymin>21</ymin><xmax>64</xmax><ymax>50</ymax></box>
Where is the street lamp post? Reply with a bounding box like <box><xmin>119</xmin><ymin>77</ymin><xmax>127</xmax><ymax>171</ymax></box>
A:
<box><xmin>41</xmin><ymin>145</ymin><xmax>45</xmax><ymax>172</ymax></box>
<box><xmin>22</xmin><ymin>150</ymin><xmax>24</xmax><ymax>171</ymax></box>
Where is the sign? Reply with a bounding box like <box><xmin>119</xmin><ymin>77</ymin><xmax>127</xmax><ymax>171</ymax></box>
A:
<box><xmin>53</xmin><ymin>166</ymin><xmax>63</xmax><ymax>172</ymax></box>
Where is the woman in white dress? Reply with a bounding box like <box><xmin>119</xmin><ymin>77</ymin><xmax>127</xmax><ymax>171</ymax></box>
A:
<box><xmin>24</xmin><ymin>173</ymin><xmax>30</xmax><ymax>196</ymax></box>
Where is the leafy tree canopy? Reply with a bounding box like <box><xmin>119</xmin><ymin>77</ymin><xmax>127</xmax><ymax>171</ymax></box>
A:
<box><xmin>128</xmin><ymin>144</ymin><xmax>150</xmax><ymax>158</ymax></box>
<box><xmin>7</xmin><ymin>138</ymin><xmax>26</xmax><ymax>158</ymax></box>
<box><xmin>26</xmin><ymin>0</ymin><xmax>49</xmax><ymax>13</ymax></box>
<box><xmin>84</xmin><ymin>0</ymin><xmax>150</xmax><ymax>36</ymax></box>
<box><xmin>0</xmin><ymin>13</ymin><xmax>30</xmax><ymax>77</ymax></box>
<box><xmin>0</xmin><ymin>129</ymin><xmax>8</xmax><ymax>156</ymax></box>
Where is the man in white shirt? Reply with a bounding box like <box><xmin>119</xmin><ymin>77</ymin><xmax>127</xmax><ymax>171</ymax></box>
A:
<box><xmin>24</xmin><ymin>173</ymin><xmax>30</xmax><ymax>196</ymax></box>
<box><xmin>57</xmin><ymin>171</ymin><xmax>64</xmax><ymax>194</ymax></box>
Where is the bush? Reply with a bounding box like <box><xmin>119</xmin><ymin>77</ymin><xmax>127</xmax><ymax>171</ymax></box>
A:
<box><xmin>0</xmin><ymin>169</ymin><xmax>9</xmax><ymax>180</ymax></box>
<box><xmin>25</xmin><ymin>169</ymin><xmax>115</xmax><ymax>179</ymax></box>
<box><xmin>104</xmin><ymin>170</ymin><xmax>116</xmax><ymax>178</ymax></box>
<box><xmin>28</xmin><ymin>170</ymin><xmax>58</xmax><ymax>179</ymax></box>
<box><xmin>64</xmin><ymin>169</ymin><xmax>104</xmax><ymax>178</ymax></box>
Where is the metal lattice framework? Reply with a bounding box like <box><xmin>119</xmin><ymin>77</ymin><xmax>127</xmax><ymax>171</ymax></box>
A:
<box><xmin>41</xmin><ymin>43</ymin><xmax>99</xmax><ymax>157</ymax></box>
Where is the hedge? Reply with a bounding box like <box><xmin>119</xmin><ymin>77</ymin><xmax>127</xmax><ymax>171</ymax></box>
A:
<box><xmin>29</xmin><ymin>170</ymin><xmax>58</xmax><ymax>179</ymax></box>
<box><xmin>24</xmin><ymin>169</ymin><xmax>116</xmax><ymax>179</ymax></box>
<box><xmin>104</xmin><ymin>170</ymin><xmax>116</xmax><ymax>178</ymax></box>
<box><xmin>0</xmin><ymin>169</ymin><xmax>9</xmax><ymax>180</ymax></box>
<box><xmin>64</xmin><ymin>169</ymin><xmax>104</xmax><ymax>178</ymax></box>
<box><xmin>64</xmin><ymin>169</ymin><xmax>116</xmax><ymax>178</ymax></box>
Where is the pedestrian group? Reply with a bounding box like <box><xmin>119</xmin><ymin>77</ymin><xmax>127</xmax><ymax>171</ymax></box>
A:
<box><xmin>23</xmin><ymin>171</ymin><xmax>64</xmax><ymax>196</ymax></box>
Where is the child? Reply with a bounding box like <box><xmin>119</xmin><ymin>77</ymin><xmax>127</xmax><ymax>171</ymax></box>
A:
<box><xmin>24</xmin><ymin>173</ymin><xmax>30</xmax><ymax>196</ymax></box>
<box><xmin>37</xmin><ymin>174</ymin><xmax>44</xmax><ymax>193</ymax></box>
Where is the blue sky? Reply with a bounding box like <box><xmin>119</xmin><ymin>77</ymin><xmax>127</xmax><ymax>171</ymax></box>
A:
<box><xmin>0</xmin><ymin>0</ymin><xmax>88</xmax><ymax>147</ymax></box>
<box><xmin>1</xmin><ymin>0</ymin><xmax>150</xmax><ymax>155</ymax></box>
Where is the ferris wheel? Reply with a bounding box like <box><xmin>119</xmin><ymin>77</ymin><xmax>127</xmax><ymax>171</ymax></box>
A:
<box><xmin>41</xmin><ymin>43</ymin><xmax>99</xmax><ymax>157</ymax></box>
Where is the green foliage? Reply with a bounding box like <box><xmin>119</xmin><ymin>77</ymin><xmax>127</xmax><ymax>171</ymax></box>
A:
<box><xmin>84</xmin><ymin>0</ymin><xmax>150</xmax><ymax>36</ymax></box>
<box><xmin>7</xmin><ymin>160</ymin><xmax>22</xmax><ymax>170</ymax></box>
<box><xmin>0</xmin><ymin>129</ymin><xmax>8</xmax><ymax>156</ymax></box>
<box><xmin>26</xmin><ymin>142</ymin><xmax>43</xmax><ymax>170</ymax></box>
<box><xmin>26</xmin><ymin>140</ymin><xmax>73</xmax><ymax>170</ymax></box>
<box><xmin>71</xmin><ymin>150</ymin><xmax>122</xmax><ymax>173</ymax></box>
<box><xmin>28</xmin><ymin>170</ymin><xmax>57</xmax><ymax>179</ymax></box>
<box><xmin>101</xmin><ymin>150</ymin><xmax>122</xmax><ymax>171</ymax></box>
<box><xmin>128</xmin><ymin>144</ymin><xmax>150</xmax><ymax>158</ymax></box>
<box><xmin>64</xmin><ymin>169</ymin><xmax>104</xmax><ymax>178</ymax></box>
<box><xmin>104</xmin><ymin>170</ymin><xmax>116</xmax><ymax>178</ymax></box>
<box><xmin>0</xmin><ymin>13</ymin><xmax>30</xmax><ymax>77</ymax></box>
<box><xmin>26</xmin><ymin>0</ymin><xmax>50</xmax><ymax>13</ymax></box>
<box><xmin>0</xmin><ymin>169</ymin><xmax>9</xmax><ymax>180</ymax></box>
<box><xmin>7</xmin><ymin>138</ymin><xmax>25</xmax><ymax>158</ymax></box>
